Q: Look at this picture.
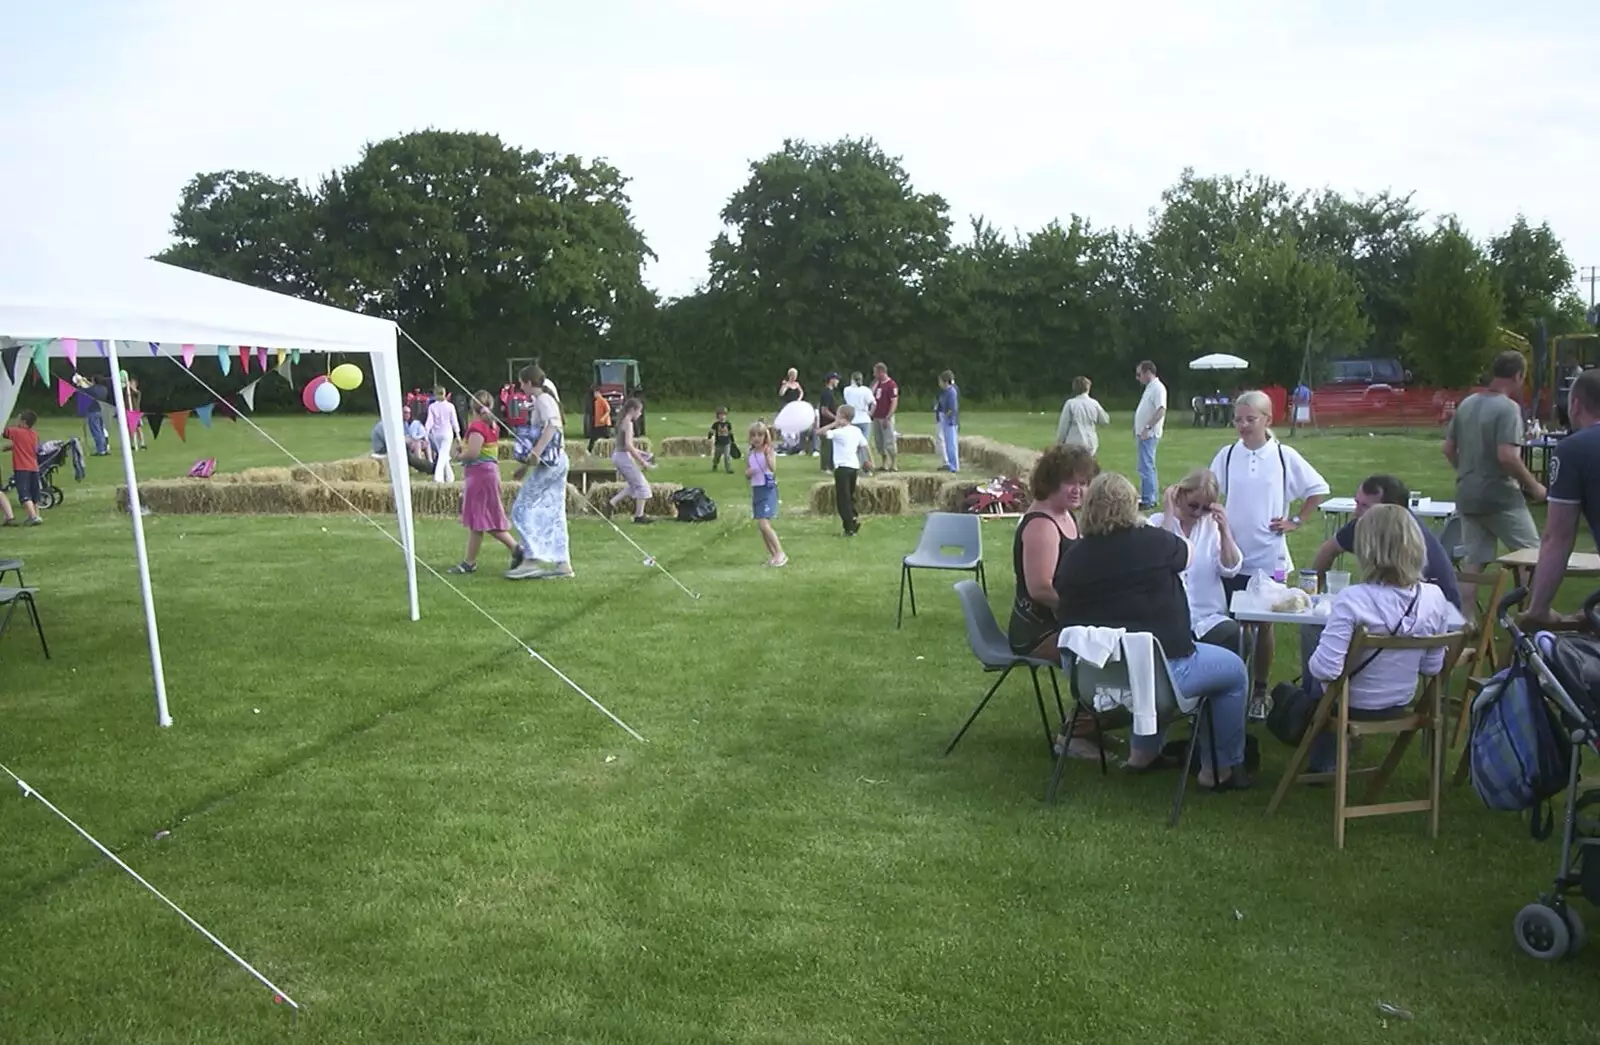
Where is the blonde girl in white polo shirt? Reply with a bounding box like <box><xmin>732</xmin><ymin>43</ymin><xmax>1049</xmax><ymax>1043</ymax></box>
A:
<box><xmin>1209</xmin><ymin>390</ymin><xmax>1331</xmax><ymax>718</ymax></box>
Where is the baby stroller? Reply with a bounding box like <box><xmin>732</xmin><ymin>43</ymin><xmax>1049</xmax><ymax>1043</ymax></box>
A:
<box><xmin>4</xmin><ymin>437</ymin><xmax>85</xmax><ymax>509</ymax></box>
<box><xmin>1480</xmin><ymin>587</ymin><xmax>1600</xmax><ymax>960</ymax></box>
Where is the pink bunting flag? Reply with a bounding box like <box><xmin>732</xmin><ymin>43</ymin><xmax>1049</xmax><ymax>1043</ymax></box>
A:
<box><xmin>240</xmin><ymin>346</ymin><xmax>252</xmax><ymax>374</ymax></box>
<box><xmin>63</xmin><ymin>339</ymin><xmax>78</xmax><ymax>368</ymax></box>
<box><xmin>218</xmin><ymin>346</ymin><xmax>231</xmax><ymax>376</ymax></box>
<box><xmin>256</xmin><ymin>346</ymin><xmax>267</xmax><ymax>371</ymax></box>
<box><xmin>181</xmin><ymin>343</ymin><xmax>196</xmax><ymax>368</ymax></box>
<box><xmin>56</xmin><ymin>378</ymin><xmax>75</xmax><ymax>408</ymax></box>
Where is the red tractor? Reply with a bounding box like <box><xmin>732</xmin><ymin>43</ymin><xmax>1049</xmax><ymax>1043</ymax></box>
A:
<box><xmin>584</xmin><ymin>358</ymin><xmax>644</xmax><ymax>443</ymax></box>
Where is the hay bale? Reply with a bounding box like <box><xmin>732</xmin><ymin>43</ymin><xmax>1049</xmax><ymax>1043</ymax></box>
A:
<box><xmin>586</xmin><ymin>437</ymin><xmax>650</xmax><ymax>458</ymax></box>
<box><xmin>584</xmin><ymin>481</ymin><xmax>683</xmax><ymax>517</ymax></box>
<box><xmin>497</xmin><ymin>437</ymin><xmax>649</xmax><ymax>460</ymax></box>
<box><xmin>902</xmin><ymin>472</ymin><xmax>952</xmax><ymax>505</ymax></box>
<box><xmin>896</xmin><ymin>433</ymin><xmax>936</xmax><ymax>456</ymax></box>
<box><xmin>807</xmin><ymin>478</ymin><xmax>909</xmax><ymax>516</ymax></box>
<box><xmin>957</xmin><ymin>435</ymin><xmax>1040</xmax><ymax>481</ymax></box>
<box><xmin>212</xmin><ymin>466</ymin><xmax>296</xmax><ymax>484</ymax></box>
<box><xmin>657</xmin><ymin>435</ymin><xmax>712</xmax><ymax>457</ymax></box>
<box><xmin>292</xmin><ymin>457</ymin><xmax>389</xmax><ymax>484</ymax></box>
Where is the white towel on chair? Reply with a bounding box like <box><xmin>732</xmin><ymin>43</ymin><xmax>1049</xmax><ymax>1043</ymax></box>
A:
<box><xmin>1059</xmin><ymin>627</ymin><xmax>1161</xmax><ymax>736</ymax></box>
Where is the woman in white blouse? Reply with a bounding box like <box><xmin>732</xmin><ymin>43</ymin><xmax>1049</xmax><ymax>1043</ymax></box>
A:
<box><xmin>1210</xmin><ymin>390</ymin><xmax>1331</xmax><ymax>717</ymax></box>
<box><xmin>1305</xmin><ymin>504</ymin><xmax>1462</xmax><ymax>772</ymax></box>
<box><xmin>1148</xmin><ymin>469</ymin><xmax>1243</xmax><ymax>649</ymax></box>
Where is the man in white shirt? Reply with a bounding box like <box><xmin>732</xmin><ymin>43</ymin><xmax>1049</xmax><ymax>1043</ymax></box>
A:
<box><xmin>1133</xmin><ymin>360</ymin><xmax>1168</xmax><ymax>509</ymax></box>
<box><xmin>843</xmin><ymin>372</ymin><xmax>875</xmax><ymax>445</ymax></box>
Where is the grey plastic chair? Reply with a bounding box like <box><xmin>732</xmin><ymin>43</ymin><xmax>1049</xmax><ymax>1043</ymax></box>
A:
<box><xmin>898</xmin><ymin>512</ymin><xmax>985</xmax><ymax>628</ymax></box>
<box><xmin>1439</xmin><ymin>515</ymin><xmax>1465</xmax><ymax>564</ymax></box>
<box><xmin>944</xmin><ymin>580</ymin><xmax>1064</xmax><ymax>756</ymax></box>
<box><xmin>0</xmin><ymin>558</ymin><xmax>22</xmax><ymax>586</ymax></box>
<box><xmin>1051</xmin><ymin>633</ymin><xmax>1216</xmax><ymax>828</ymax></box>
<box><xmin>0</xmin><ymin>586</ymin><xmax>49</xmax><ymax>658</ymax></box>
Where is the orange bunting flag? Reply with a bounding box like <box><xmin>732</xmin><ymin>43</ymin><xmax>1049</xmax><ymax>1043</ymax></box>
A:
<box><xmin>167</xmin><ymin>411</ymin><xmax>189</xmax><ymax>442</ymax></box>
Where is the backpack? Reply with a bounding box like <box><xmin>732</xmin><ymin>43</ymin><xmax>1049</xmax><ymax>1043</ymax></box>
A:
<box><xmin>1469</xmin><ymin>658</ymin><xmax>1572</xmax><ymax>840</ymax></box>
<box><xmin>186</xmin><ymin>458</ymin><xmax>216</xmax><ymax>478</ymax></box>
<box><xmin>670</xmin><ymin>487</ymin><xmax>718</xmax><ymax>522</ymax></box>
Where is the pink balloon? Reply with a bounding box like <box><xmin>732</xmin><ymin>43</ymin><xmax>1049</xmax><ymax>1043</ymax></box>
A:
<box><xmin>302</xmin><ymin>374</ymin><xmax>329</xmax><ymax>413</ymax></box>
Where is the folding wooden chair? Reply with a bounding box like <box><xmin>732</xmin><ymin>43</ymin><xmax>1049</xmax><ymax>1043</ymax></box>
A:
<box><xmin>0</xmin><ymin>586</ymin><xmax>49</xmax><ymax>658</ymax></box>
<box><xmin>1450</xmin><ymin>567</ymin><xmax>1509</xmax><ymax>745</ymax></box>
<box><xmin>1267</xmin><ymin>627</ymin><xmax>1464</xmax><ymax>848</ymax></box>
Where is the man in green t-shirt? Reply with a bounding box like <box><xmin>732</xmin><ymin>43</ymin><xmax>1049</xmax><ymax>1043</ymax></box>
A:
<box><xmin>1443</xmin><ymin>350</ymin><xmax>1545</xmax><ymax>570</ymax></box>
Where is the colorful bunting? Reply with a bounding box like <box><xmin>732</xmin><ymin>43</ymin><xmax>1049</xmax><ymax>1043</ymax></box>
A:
<box><xmin>239</xmin><ymin>379</ymin><xmax>260</xmax><ymax>411</ymax></box>
<box><xmin>275</xmin><ymin>356</ymin><xmax>293</xmax><ymax>385</ymax></box>
<box><xmin>1</xmin><ymin>345</ymin><xmax>20</xmax><ymax>383</ymax></box>
<box><xmin>218</xmin><ymin>346</ymin><xmax>231</xmax><ymax>376</ymax></box>
<box><xmin>290</xmin><ymin>349</ymin><xmax>301</xmax><ymax>365</ymax></box>
<box><xmin>194</xmin><ymin>404</ymin><xmax>215</xmax><ymax>428</ymax></box>
<box><xmin>276</xmin><ymin>349</ymin><xmax>287</xmax><ymax>370</ymax></box>
<box><xmin>96</xmin><ymin>339</ymin><xmax>108</xmax><ymax>357</ymax></box>
<box><xmin>147</xmin><ymin>413</ymin><xmax>164</xmax><ymax>440</ymax></box>
<box><xmin>63</xmin><ymin>338</ymin><xmax>78</xmax><ymax>369</ymax></box>
<box><xmin>149</xmin><ymin>341</ymin><xmax>161</xmax><ymax>357</ymax></box>
<box><xmin>167</xmin><ymin>411</ymin><xmax>189</xmax><ymax>442</ymax></box>
<box><xmin>181</xmin><ymin>343</ymin><xmax>196</xmax><ymax>368</ymax></box>
<box><xmin>31</xmin><ymin>342</ymin><xmax>49</xmax><ymax>382</ymax></box>
<box><xmin>56</xmin><ymin>378</ymin><xmax>75</xmax><ymax>408</ymax></box>
<box><xmin>256</xmin><ymin>346</ymin><xmax>267</xmax><ymax>371</ymax></box>
<box><xmin>240</xmin><ymin>346</ymin><xmax>252</xmax><ymax>374</ymax></box>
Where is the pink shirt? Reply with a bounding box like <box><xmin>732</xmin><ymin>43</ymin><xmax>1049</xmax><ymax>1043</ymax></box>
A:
<box><xmin>425</xmin><ymin>400</ymin><xmax>459</xmax><ymax>438</ymax></box>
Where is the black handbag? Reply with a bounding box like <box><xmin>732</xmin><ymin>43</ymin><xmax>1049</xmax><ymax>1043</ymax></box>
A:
<box><xmin>1265</xmin><ymin>589</ymin><xmax>1421</xmax><ymax>746</ymax></box>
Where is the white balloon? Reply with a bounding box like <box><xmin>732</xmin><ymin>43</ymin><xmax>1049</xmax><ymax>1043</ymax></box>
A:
<box><xmin>313</xmin><ymin>381</ymin><xmax>342</xmax><ymax>413</ymax></box>
<box><xmin>772</xmin><ymin>401</ymin><xmax>816</xmax><ymax>439</ymax></box>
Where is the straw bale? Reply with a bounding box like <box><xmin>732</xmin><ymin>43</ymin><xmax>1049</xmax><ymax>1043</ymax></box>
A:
<box><xmin>291</xmin><ymin>457</ymin><xmax>389</xmax><ymax>483</ymax></box>
<box><xmin>497</xmin><ymin>437</ymin><xmax>649</xmax><ymax>460</ymax></box>
<box><xmin>807</xmin><ymin>478</ymin><xmax>909</xmax><ymax>516</ymax></box>
<box><xmin>895</xmin><ymin>433</ymin><xmax>935</xmax><ymax>456</ymax></box>
<box><xmin>583</xmin><ymin>481</ymin><xmax>684</xmax><ymax>518</ymax></box>
<box><xmin>957</xmin><ymin>435</ymin><xmax>1040</xmax><ymax>480</ymax></box>
<box><xmin>657</xmin><ymin>436</ymin><xmax>712</xmax><ymax>457</ymax></box>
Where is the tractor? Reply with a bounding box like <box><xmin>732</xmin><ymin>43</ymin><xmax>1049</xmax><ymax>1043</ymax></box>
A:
<box><xmin>584</xmin><ymin>359</ymin><xmax>645</xmax><ymax>443</ymax></box>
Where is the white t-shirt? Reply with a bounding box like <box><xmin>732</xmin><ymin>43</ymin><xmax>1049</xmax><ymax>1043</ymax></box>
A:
<box><xmin>843</xmin><ymin>384</ymin><xmax>875</xmax><ymax>422</ymax></box>
<box><xmin>540</xmin><ymin>381</ymin><xmax>563</xmax><ymax>429</ymax></box>
<box><xmin>1134</xmin><ymin>378</ymin><xmax>1168</xmax><ymax>438</ymax></box>
<box><xmin>826</xmin><ymin>424</ymin><xmax>868</xmax><ymax>470</ymax></box>
<box><xmin>1147</xmin><ymin>512</ymin><xmax>1242</xmax><ymax>639</ymax></box>
<box><xmin>1208</xmin><ymin>436</ymin><xmax>1331</xmax><ymax>573</ymax></box>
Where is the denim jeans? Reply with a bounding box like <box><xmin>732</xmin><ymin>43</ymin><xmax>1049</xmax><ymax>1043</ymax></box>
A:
<box><xmin>1129</xmin><ymin>641</ymin><xmax>1249</xmax><ymax>771</ymax></box>
<box><xmin>940</xmin><ymin>421</ymin><xmax>959</xmax><ymax>470</ymax></box>
<box><xmin>87</xmin><ymin>412</ymin><xmax>108</xmax><ymax>455</ymax></box>
<box><xmin>1137</xmin><ymin>436</ymin><xmax>1159</xmax><ymax>505</ymax></box>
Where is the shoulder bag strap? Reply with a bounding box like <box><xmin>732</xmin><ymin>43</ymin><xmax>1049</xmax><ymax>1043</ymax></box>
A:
<box><xmin>1347</xmin><ymin>588</ymin><xmax>1423</xmax><ymax>680</ymax></box>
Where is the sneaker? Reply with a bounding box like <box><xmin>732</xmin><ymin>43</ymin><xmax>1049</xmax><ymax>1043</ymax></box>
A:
<box><xmin>447</xmin><ymin>561</ymin><xmax>477</xmax><ymax>575</ymax></box>
<box><xmin>509</xmin><ymin>548</ymin><xmax>526</xmax><ymax>572</ymax></box>
<box><xmin>770</xmin><ymin>554</ymin><xmax>789</xmax><ymax>568</ymax></box>
<box><xmin>505</xmin><ymin>560</ymin><xmax>547</xmax><ymax>580</ymax></box>
<box><xmin>632</xmin><ymin>516</ymin><xmax>654</xmax><ymax>525</ymax></box>
<box><xmin>0</xmin><ymin>519</ymin><xmax>13</xmax><ymax>527</ymax></box>
<box><xmin>22</xmin><ymin>517</ymin><xmax>41</xmax><ymax>527</ymax></box>
<box><xmin>532</xmin><ymin>567</ymin><xmax>575</xmax><ymax>580</ymax></box>
<box><xmin>1247</xmin><ymin>691</ymin><xmax>1269</xmax><ymax>721</ymax></box>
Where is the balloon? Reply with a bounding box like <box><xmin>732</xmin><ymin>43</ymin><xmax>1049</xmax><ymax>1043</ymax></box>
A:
<box><xmin>302</xmin><ymin>374</ymin><xmax>329</xmax><ymax>413</ymax></box>
<box><xmin>312</xmin><ymin>381</ymin><xmax>342</xmax><ymax>413</ymax></box>
<box><xmin>330</xmin><ymin>363</ymin><xmax>364</xmax><ymax>391</ymax></box>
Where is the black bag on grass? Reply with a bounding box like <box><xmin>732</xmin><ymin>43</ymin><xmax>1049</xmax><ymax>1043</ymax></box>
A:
<box><xmin>672</xmin><ymin>487</ymin><xmax>718</xmax><ymax>522</ymax></box>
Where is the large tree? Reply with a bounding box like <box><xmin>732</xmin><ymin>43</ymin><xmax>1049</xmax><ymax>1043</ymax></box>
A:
<box><xmin>1402</xmin><ymin>219</ymin><xmax>1504</xmax><ymax>387</ymax></box>
<box><xmin>156</xmin><ymin>170</ymin><xmax>320</xmax><ymax>296</ymax></box>
<box><xmin>318</xmin><ymin>131</ymin><xmax>654</xmax><ymax>387</ymax></box>
<box><xmin>708</xmin><ymin>137</ymin><xmax>951</xmax><ymax>383</ymax></box>
<box><xmin>1490</xmin><ymin>216</ymin><xmax>1583</xmax><ymax>338</ymax></box>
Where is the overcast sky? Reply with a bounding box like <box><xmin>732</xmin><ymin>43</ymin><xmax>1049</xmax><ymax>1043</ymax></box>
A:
<box><xmin>3</xmin><ymin>0</ymin><xmax>1596</xmax><ymax>304</ymax></box>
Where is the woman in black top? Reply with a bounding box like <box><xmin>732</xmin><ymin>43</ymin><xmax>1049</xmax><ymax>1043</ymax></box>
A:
<box><xmin>778</xmin><ymin>368</ymin><xmax>803</xmax><ymax>405</ymax></box>
<box><xmin>1055</xmin><ymin>472</ymin><xmax>1253</xmax><ymax>790</ymax></box>
<box><xmin>1008</xmin><ymin>444</ymin><xmax>1099</xmax><ymax>657</ymax></box>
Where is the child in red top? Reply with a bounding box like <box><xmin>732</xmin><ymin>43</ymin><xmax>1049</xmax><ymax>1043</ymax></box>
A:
<box><xmin>447</xmin><ymin>391</ymin><xmax>520</xmax><ymax>574</ymax></box>
<box><xmin>2</xmin><ymin>410</ymin><xmax>41</xmax><ymax>526</ymax></box>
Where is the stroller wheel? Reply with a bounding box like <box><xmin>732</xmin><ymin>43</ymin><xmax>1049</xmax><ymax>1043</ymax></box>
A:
<box><xmin>1514</xmin><ymin>902</ymin><xmax>1572</xmax><ymax>960</ymax></box>
<box><xmin>38</xmin><ymin>486</ymin><xmax>59</xmax><ymax>510</ymax></box>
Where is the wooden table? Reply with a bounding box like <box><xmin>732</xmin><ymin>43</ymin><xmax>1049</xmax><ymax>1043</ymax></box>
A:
<box><xmin>1496</xmin><ymin>547</ymin><xmax>1600</xmax><ymax>588</ymax></box>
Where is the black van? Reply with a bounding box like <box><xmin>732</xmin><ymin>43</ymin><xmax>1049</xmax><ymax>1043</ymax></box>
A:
<box><xmin>1326</xmin><ymin>358</ymin><xmax>1409</xmax><ymax>386</ymax></box>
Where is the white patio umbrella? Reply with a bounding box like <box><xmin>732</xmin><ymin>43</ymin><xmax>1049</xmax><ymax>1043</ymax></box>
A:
<box><xmin>1189</xmin><ymin>353</ymin><xmax>1249</xmax><ymax>371</ymax></box>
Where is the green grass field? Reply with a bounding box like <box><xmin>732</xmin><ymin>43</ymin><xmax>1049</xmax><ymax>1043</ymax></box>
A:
<box><xmin>2</xmin><ymin>408</ymin><xmax>1597</xmax><ymax>1044</ymax></box>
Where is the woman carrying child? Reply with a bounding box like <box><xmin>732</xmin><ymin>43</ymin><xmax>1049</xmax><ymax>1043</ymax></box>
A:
<box><xmin>608</xmin><ymin>398</ymin><xmax>655</xmax><ymax>524</ymax></box>
<box><xmin>448</xmin><ymin>392</ymin><xmax>522</xmax><ymax>575</ymax></box>
<box><xmin>746</xmin><ymin>421</ymin><xmax>787</xmax><ymax>567</ymax></box>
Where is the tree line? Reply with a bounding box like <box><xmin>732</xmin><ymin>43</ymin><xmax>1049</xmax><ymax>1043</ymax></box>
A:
<box><xmin>152</xmin><ymin>130</ymin><xmax>1589</xmax><ymax>407</ymax></box>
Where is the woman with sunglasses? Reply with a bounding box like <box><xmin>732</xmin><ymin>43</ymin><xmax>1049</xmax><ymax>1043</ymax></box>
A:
<box><xmin>1148</xmin><ymin>468</ymin><xmax>1243</xmax><ymax>650</ymax></box>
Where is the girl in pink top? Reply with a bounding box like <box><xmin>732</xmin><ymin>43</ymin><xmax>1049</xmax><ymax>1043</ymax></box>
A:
<box><xmin>746</xmin><ymin>421</ymin><xmax>786</xmax><ymax>567</ymax></box>
<box><xmin>425</xmin><ymin>386</ymin><xmax>461</xmax><ymax>483</ymax></box>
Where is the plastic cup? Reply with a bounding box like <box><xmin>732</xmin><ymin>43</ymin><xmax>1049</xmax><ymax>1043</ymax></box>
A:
<box><xmin>1326</xmin><ymin>570</ymin><xmax>1351</xmax><ymax>594</ymax></box>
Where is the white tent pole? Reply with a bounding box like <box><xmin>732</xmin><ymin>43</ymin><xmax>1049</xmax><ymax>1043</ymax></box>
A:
<box><xmin>106</xmin><ymin>340</ymin><xmax>172</xmax><ymax>727</ymax></box>
<box><xmin>370</xmin><ymin>345</ymin><xmax>419</xmax><ymax>620</ymax></box>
